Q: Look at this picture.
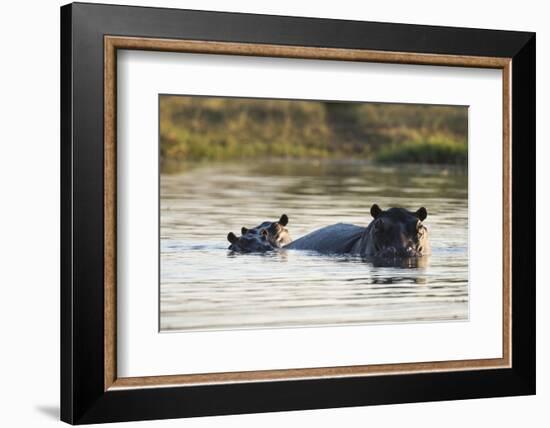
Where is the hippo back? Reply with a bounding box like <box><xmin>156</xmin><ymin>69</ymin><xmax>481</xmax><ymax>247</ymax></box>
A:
<box><xmin>285</xmin><ymin>223</ymin><xmax>365</xmax><ymax>254</ymax></box>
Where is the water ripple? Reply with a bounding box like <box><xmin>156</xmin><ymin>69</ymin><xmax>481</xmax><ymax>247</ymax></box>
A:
<box><xmin>160</xmin><ymin>161</ymin><xmax>468</xmax><ymax>332</ymax></box>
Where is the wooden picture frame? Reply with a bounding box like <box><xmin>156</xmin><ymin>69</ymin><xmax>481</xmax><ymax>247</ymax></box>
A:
<box><xmin>61</xmin><ymin>2</ymin><xmax>535</xmax><ymax>424</ymax></box>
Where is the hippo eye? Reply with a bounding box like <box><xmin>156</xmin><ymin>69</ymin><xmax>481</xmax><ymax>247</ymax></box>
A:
<box><xmin>374</xmin><ymin>219</ymin><xmax>385</xmax><ymax>232</ymax></box>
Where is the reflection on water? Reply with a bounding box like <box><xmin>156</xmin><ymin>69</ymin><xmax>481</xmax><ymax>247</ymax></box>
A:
<box><xmin>160</xmin><ymin>161</ymin><xmax>468</xmax><ymax>331</ymax></box>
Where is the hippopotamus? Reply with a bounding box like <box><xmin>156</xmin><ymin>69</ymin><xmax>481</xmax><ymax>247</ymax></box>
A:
<box><xmin>227</xmin><ymin>205</ymin><xmax>430</xmax><ymax>259</ymax></box>
<box><xmin>286</xmin><ymin>204</ymin><xmax>430</xmax><ymax>258</ymax></box>
<box><xmin>227</xmin><ymin>214</ymin><xmax>291</xmax><ymax>252</ymax></box>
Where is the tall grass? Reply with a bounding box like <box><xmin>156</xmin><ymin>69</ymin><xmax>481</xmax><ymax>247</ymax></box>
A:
<box><xmin>160</xmin><ymin>96</ymin><xmax>467</xmax><ymax>164</ymax></box>
<box><xmin>374</xmin><ymin>136</ymin><xmax>468</xmax><ymax>165</ymax></box>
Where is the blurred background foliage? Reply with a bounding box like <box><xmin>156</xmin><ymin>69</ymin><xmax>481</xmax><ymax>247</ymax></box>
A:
<box><xmin>160</xmin><ymin>95</ymin><xmax>467</xmax><ymax>165</ymax></box>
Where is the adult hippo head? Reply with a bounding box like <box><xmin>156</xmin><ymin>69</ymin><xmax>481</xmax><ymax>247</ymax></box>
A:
<box><xmin>227</xmin><ymin>214</ymin><xmax>291</xmax><ymax>252</ymax></box>
<box><xmin>364</xmin><ymin>204</ymin><xmax>430</xmax><ymax>258</ymax></box>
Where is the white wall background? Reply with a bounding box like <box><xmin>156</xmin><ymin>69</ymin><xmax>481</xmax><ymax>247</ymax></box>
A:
<box><xmin>0</xmin><ymin>0</ymin><xmax>545</xmax><ymax>426</ymax></box>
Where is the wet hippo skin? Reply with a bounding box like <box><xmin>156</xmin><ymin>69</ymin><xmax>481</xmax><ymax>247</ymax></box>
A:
<box><xmin>287</xmin><ymin>204</ymin><xmax>430</xmax><ymax>257</ymax></box>
<box><xmin>227</xmin><ymin>214</ymin><xmax>291</xmax><ymax>252</ymax></box>
<box><xmin>228</xmin><ymin>205</ymin><xmax>430</xmax><ymax>258</ymax></box>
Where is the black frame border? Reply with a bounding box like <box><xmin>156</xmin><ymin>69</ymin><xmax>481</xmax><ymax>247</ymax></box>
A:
<box><xmin>61</xmin><ymin>2</ymin><xmax>535</xmax><ymax>424</ymax></box>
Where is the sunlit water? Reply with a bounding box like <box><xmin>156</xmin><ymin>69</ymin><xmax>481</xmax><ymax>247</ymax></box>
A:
<box><xmin>160</xmin><ymin>161</ymin><xmax>468</xmax><ymax>331</ymax></box>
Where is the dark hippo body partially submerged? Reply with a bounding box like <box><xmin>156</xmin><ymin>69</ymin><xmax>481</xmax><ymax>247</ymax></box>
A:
<box><xmin>286</xmin><ymin>205</ymin><xmax>430</xmax><ymax>258</ymax></box>
<box><xmin>227</xmin><ymin>214</ymin><xmax>291</xmax><ymax>253</ymax></box>
<box><xmin>227</xmin><ymin>205</ymin><xmax>430</xmax><ymax>259</ymax></box>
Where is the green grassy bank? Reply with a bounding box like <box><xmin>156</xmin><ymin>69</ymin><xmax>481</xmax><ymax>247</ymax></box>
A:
<box><xmin>160</xmin><ymin>96</ymin><xmax>467</xmax><ymax>165</ymax></box>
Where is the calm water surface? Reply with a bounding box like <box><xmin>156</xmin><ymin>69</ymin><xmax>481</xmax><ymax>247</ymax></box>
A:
<box><xmin>160</xmin><ymin>161</ymin><xmax>468</xmax><ymax>331</ymax></box>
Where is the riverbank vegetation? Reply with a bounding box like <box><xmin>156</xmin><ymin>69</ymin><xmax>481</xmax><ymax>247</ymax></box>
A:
<box><xmin>160</xmin><ymin>96</ymin><xmax>467</xmax><ymax>165</ymax></box>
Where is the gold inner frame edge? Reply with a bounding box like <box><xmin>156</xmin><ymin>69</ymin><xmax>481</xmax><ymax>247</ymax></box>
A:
<box><xmin>104</xmin><ymin>35</ymin><xmax>512</xmax><ymax>391</ymax></box>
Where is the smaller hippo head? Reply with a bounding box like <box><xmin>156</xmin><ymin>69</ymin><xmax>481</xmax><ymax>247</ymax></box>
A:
<box><xmin>227</xmin><ymin>214</ymin><xmax>291</xmax><ymax>252</ymax></box>
<box><xmin>227</xmin><ymin>230</ymin><xmax>275</xmax><ymax>253</ymax></box>
<box><xmin>368</xmin><ymin>204</ymin><xmax>430</xmax><ymax>258</ymax></box>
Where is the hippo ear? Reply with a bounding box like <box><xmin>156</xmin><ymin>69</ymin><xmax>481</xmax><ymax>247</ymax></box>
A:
<box><xmin>370</xmin><ymin>204</ymin><xmax>382</xmax><ymax>219</ymax></box>
<box><xmin>416</xmin><ymin>207</ymin><xmax>428</xmax><ymax>221</ymax></box>
<box><xmin>279</xmin><ymin>214</ymin><xmax>289</xmax><ymax>226</ymax></box>
<box><xmin>227</xmin><ymin>232</ymin><xmax>239</xmax><ymax>244</ymax></box>
<box><xmin>241</xmin><ymin>227</ymin><xmax>248</xmax><ymax>235</ymax></box>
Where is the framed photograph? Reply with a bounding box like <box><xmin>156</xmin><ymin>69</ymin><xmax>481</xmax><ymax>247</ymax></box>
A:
<box><xmin>60</xmin><ymin>2</ymin><xmax>535</xmax><ymax>424</ymax></box>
